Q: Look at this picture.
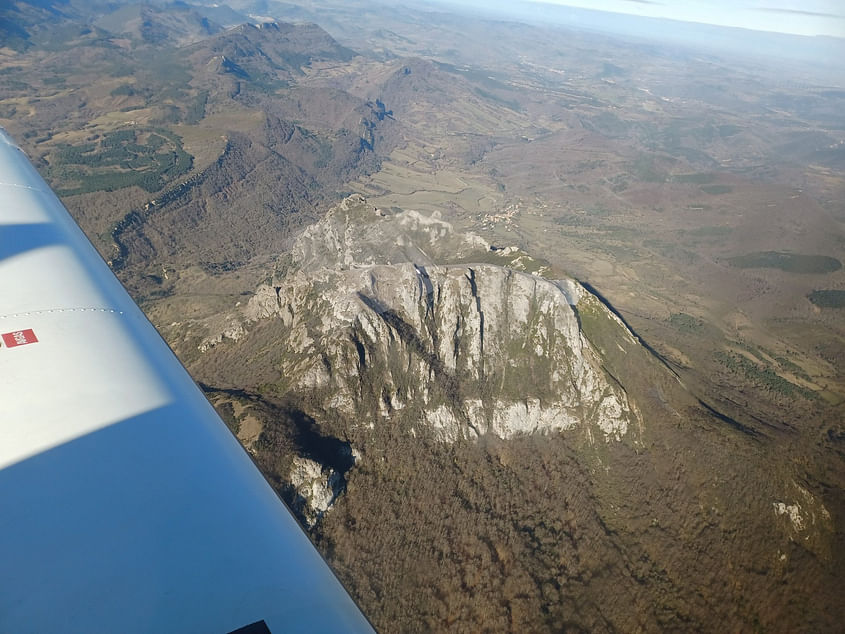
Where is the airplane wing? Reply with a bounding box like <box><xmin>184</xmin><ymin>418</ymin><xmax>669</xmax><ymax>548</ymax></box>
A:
<box><xmin>0</xmin><ymin>127</ymin><xmax>374</xmax><ymax>634</ymax></box>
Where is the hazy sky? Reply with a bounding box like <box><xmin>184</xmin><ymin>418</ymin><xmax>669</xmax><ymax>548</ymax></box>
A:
<box><xmin>528</xmin><ymin>0</ymin><xmax>845</xmax><ymax>38</ymax></box>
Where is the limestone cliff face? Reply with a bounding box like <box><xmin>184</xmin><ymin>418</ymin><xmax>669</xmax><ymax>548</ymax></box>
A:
<box><xmin>288</xmin><ymin>456</ymin><xmax>347</xmax><ymax>528</ymax></box>
<box><xmin>203</xmin><ymin>195</ymin><xmax>640</xmax><ymax>444</ymax></box>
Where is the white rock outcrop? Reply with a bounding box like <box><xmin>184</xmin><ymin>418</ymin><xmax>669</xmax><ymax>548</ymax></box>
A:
<box><xmin>202</xmin><ymin>196</ymin><xmax>641</xmax><ymax>444</ymax></box>
<box><xmin>289</xmin><ymin>457</ymin><xmax>345</xmax><ymax>527</ymax></box>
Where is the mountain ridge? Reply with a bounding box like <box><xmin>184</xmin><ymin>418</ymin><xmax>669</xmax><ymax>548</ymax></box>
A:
<box><xmin>191</xmin><ymin>198</ymin><xmax>837</xmax><ymax>633</ymax></box>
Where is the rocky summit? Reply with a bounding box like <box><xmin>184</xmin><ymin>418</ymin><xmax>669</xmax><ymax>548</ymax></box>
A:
<box><xmin>203</xmin><ymin>194</ymin><xmax>641</xmax><ymax>447</ymax></box>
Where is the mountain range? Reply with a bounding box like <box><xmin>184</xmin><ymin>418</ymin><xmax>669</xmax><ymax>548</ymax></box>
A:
<box><xmin>1</xmin><ymin>1</ymin><xmax>843</xmax><ymax>631</ymax></box>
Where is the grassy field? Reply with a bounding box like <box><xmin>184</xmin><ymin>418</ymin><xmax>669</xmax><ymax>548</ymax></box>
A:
<box><xmin>728</xmin><ymin>251</ymin><xmax>842</xmax><ymax>274</ymax></box>
<box><xmin>48</xmin><ymin>127</ymin><xmax>192</xmax><ymax>195</ymax></box>
<box><xmin>809</xmin><ymin>289</ymin><xmax>845</xmax><ymax>308</ymax></box>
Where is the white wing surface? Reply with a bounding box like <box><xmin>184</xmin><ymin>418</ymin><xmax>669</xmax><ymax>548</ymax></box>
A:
<box><xmin>0</xmin><ymin>127</ymin><xmax>373</xmax><ymax>634</ymax></box>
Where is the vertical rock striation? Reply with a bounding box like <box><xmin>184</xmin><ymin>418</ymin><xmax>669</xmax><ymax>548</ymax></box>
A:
<box><xmin>204</xmin><ymin>195</ymin><xmax>640</xmax><ymax>444</ymax></box>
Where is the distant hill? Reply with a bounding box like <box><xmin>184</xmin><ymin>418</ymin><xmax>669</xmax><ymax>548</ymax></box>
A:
<box><xmin>0</xmin><ymin>0</ymin><xmax>76</xmax><ymax>50</ymax></box>
<box><xmin>109</xmin><ymin>108</ymin><xmax>394</xmax><ymax>288</ymax></box>
<box><xmin>182</xmin><ymin>1</ymin><xmax>248</xmax><ymax>28</ymax></box>
<box><xmin>185</xmin><ymin>21</ymin><xmax>356</xmax><ymax>82</ymax></box>
<box><xmin>94</xmin><ymin>3</ymin><xmax>222</xmax><ymax>47</ymax></box>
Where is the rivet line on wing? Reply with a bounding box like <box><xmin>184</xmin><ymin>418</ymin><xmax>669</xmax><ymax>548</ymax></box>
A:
<box><xmin>0</xmin><ymin>182</ymin><xmax>50</xmax><ymax>193</ymax></box>
<box><xmin>0</xmin><ymin>308</ymin><xmax>125</xmax><ymax>319</ymax></box>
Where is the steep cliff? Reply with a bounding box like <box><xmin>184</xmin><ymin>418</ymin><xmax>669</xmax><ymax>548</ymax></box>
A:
<box><xmin>203</xmin><ymin>195</ymin><xmax>642</xmax><ymax>447</ymax></box>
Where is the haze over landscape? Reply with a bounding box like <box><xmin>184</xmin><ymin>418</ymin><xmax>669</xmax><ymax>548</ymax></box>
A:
<box><xmin>1</xmin><ymin>0</ymin><xmax>843</xmax><ymax>630</ymax></box>
<box><xmin>514</xmin><ymin>0</ymin><xmax>845</xmax><ymax>37</ymax></box>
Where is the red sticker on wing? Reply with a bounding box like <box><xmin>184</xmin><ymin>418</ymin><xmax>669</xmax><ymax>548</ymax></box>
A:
<box><xmin>2</xmin><ymin>329</ymin><xmax>38</xmax><ymax>348</ymax></box>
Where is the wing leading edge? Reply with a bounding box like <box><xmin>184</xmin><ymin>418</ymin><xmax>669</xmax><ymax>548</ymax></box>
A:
<box><xmin>0</xmin><ymin>127</ymin><xmax>373</xmax><ymax>633</ymax></box>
